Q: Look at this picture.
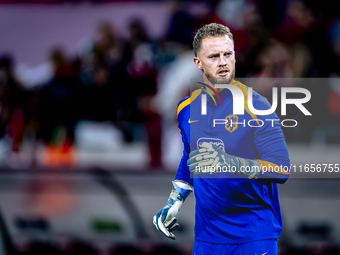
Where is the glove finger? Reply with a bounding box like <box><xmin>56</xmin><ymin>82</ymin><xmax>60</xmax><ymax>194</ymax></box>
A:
<box><xmin>154</xmin><ymin>216</ymin><xmax>178</xmax><ymax>232</ymax></box>
<box><xmin>188</xmin><ymin>159</ymin><xmax>214</xmax><ymax>170</ymax></box>
<box><xmin>211</xmin><ymin>157</ymin><xmax>221</xmax><ymax>167</ymax></box>
<box><xmin>189</xmin><ymin>164</ymin><xmax>199</xmax><ymax>173</ymax></box>
<box><xmin>153</xmin><ymin>210</ymin><xmax>176</xmax><ymax>240</ymax></box>
<box><xmin>156</xmin><ymin>206</ymin><xmax>170</xmax><ymax>222</ymax></box>
<box><xmin>187</xmin><ymin>154</ymin><xmax>216</xmax><ymax>166</ymax></box>
<box><xmin>188</xmin><ymin>149</ymin><xmax>209</xmax><ymax>159</ymax></box>
<box><xmin>157</xmin><ymin>215</ymin><xmax>176</xmax><ymax>240</ymax></box>
<box><xmin>188</xmin><ymin>162</ymin><xmax>205</xmax><ymax>172</ymax></box>
<box><xmin>188</xmin><ymin>150</ymin><xmax>218</xmax><ymax>163</ymax></box>
<box><xmin>153</xmin><ymin>208</ymin><xmax>169</xmax><ymax>230</ymax></box>
<box><xmin>187</xmin><ymin>153</ymin><xmax>211</xmax><ymax>164</ymax></box>
<box><xmin>153</xmin><ymin>215</ymin><xmax>159</xmax><ymax>229</ymax></box>
<box><xmin>164</xmin><ymin>218</ymin><xmax>180</xmax><ymax>232</ymax></box>
<box><xmin>168</xmin><ymin>222</ymin><xmax>180</xmax><ymax>232</ymax></box>
<box><xmin>164</xmin><ymin>217</ymin><xmax>176</xmax><ymax>228</ymax></box>
<box><xmin>187</xmin><ymin>154</ymin><xmax>203</xmax><ymax>166</ymax></box>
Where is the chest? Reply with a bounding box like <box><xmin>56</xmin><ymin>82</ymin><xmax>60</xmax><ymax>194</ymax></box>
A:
<box><xmin>185</xmin><ymin>97</ymin><xmax>256</xmax><ymax>156</ymax></box>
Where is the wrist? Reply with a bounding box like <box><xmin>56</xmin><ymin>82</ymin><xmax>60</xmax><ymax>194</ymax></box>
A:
<box><xmin>172</xmin><ymin>181</ymin><xmax>192</xmax><ymax>200</ymax></box>
<box><xmin>233</xmin><ymin>157</ymin><xmax>260</xmax><ymax>180</ymax></box>
<box><xmin>166</xmin><ymin>181</ymin><xmax>192</xmax><ymax>207</ymax></box>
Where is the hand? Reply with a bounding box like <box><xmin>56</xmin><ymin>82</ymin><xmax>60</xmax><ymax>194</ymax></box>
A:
<box><xmin>187</xmin><ymin>142</ymin><xmax>230</xmax><ymax>175</ymax></box>
<box><xmin>187</xmin><ymin>142</ymin><xmax>259</xmax><ymax>179</ymax></box>
<box><xmin>153</xmin><ymin>181</ymin><xmax>192</xmax><ymax>240</ymax></box>
<box><xmin>153</xmin><ymin>200</ymin><xmax>182</xmax><ymax>240</ymax></box>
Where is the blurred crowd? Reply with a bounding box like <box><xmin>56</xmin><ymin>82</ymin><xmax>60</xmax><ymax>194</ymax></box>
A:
<box><xmin>1</xmin><ymin>0</ymin><xmax>340</xmax><ymax>168</ymax></box>
<box><xmin>1</xmin><ymin>2</ymin><xmax>340</xmax><ymax>255</ymax></box>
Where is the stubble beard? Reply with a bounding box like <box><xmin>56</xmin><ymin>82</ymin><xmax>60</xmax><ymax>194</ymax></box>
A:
<box><xmin>204</xmin><ymin>67</ymin><xmax>235</xmax><ymax>86</ymax></box>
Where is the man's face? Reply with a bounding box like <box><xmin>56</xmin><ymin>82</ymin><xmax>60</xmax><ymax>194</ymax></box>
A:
<box><xmin>194</xmin><ymin>36</ymin><xmax>235</xmax><ymax>85</ymax></box>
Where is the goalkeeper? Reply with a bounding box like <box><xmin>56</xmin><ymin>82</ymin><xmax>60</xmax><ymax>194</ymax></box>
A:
<box><xmin>153</xmin><ymin>23</ymin><xmax>290</xmax><ymax>254</ymax></box>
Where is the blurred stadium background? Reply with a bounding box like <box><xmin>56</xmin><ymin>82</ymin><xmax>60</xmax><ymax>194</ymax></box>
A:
<box><xmin>0</xmin><ymin>0</ymin><xmax>340</xmax><ymax>254</ymax></box>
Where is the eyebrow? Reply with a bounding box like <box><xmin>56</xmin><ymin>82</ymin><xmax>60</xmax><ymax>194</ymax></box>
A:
<box><xmin>207</xmin><ymin>51</ymin><xmax>233</xmax><ymax>58</ymax></box>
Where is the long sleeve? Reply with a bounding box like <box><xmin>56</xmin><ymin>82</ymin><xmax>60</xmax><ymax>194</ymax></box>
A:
<box><xmin>253</xmin><ymin>95</ymin><xmax>290</xmax><ymax>184</ymax></box>
<box><xmin>174</xmin><ymin>97</ymin><xmax>193</xmax><ymax>186</ymax></box>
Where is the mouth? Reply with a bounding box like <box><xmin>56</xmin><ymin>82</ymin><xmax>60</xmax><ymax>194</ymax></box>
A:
<box><xmin>217</xmin><ymin>69</ymin><xmax>229</xmax><ymax>76</ymax></box>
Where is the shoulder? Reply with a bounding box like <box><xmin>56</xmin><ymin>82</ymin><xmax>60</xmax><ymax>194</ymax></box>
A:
<box><xmin>177</xmin><ymin>96</ymin><xmax>190</xmax><ymax>116</ymax></box>
<box><xmin>177</xmin><ymin>89</ymin><xmax>202</xmax><ymax>120</ymax></box>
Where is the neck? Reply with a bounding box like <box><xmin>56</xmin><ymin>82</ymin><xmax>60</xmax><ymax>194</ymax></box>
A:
<box><xmin>203</xmin><ymin>78</ymin><xmax>229</xmax><ymax>94</ymax></box>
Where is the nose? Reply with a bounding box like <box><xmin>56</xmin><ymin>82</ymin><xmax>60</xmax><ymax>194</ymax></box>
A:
<box><xmin>218</xmin><ymin>54</ymin><xmax>227</xmax><ymax>66</ymax></box>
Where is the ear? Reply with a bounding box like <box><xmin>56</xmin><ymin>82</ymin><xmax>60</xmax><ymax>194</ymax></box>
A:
<box><xmin>194</xmin><ymin>57</ymin><xmax>202</xmax><ymax>70</ymax></box>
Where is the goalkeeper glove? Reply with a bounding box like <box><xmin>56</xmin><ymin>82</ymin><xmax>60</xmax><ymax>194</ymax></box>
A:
<box><xmin>153</xmin><ymin>181</ymin><xmax>193</xmax><ymax>240</ymax></box>
<box><xmin>187</xmin><ymin>142</ymin><xmax>260</xmax><ymax>180</ymax></box>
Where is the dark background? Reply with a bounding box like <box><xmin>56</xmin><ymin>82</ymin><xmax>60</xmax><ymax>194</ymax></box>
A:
<box><xmin>0</xmin><ymin>0</ymin><xmax>340</xmax><ymax>254</ymax></box>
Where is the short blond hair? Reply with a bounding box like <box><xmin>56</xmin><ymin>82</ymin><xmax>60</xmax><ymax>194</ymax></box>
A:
<box><xmin>193</xmin><ymin>23</ymin><xmax>234</xmax><ymax>57</ymax></box>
